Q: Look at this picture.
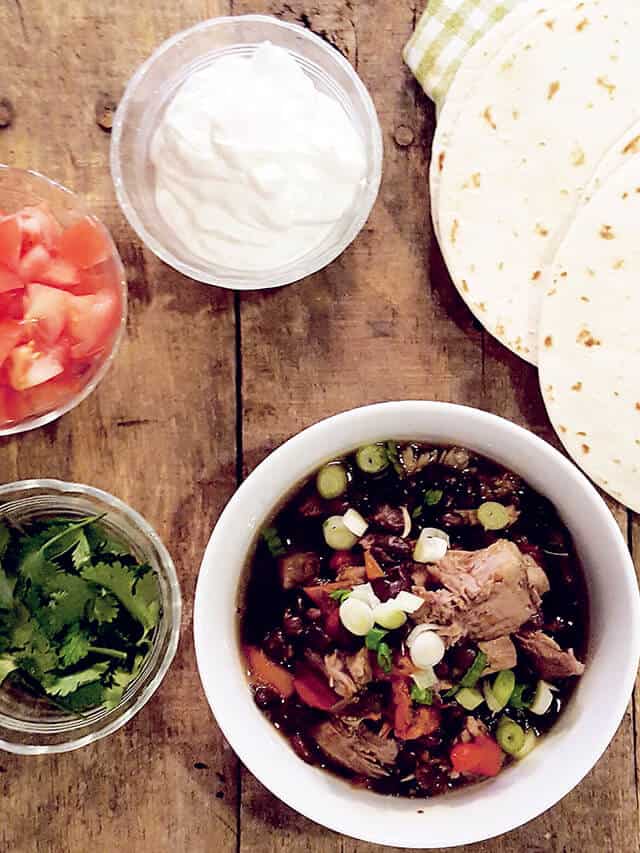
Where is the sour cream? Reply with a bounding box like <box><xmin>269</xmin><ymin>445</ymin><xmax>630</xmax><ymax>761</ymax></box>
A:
<box><xmin>151</xmin><ymin>42</ymin><xmax>368</xmax><ymax>271</ymax></box>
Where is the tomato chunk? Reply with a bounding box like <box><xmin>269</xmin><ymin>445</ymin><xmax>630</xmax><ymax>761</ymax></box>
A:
<box><xmin>18</xmin><ymin>205</ymin><xmax>62</xmax><ymax>252</ymax></box>
<box><xmin>19</xmin><ymin>245</ymin><xmax>51</xmax><ymax>281</ymax></box>
<box><xmin>8</xmin><ymin>343</ymin><xmax>64</xmax><ymax>391</ymax></box>
<box><xmin>24</xmin><ymin>284</ymin><xmax>69</xmax><ymax>345</ymax></box>
<box><xmin>0</xmin><ymin>216</ymin><xmax>22</xmax><ymax>271</ymax></box>
<box><xmin>67</xmin><ymin>289</ymin><xmax>118</xmax><ymax>358</ymax></box>
<box><xmin>0</xmin><ymin>320</ymin><xmax>25</xmax><ymax>367</ymax></box>
<box><xmin>39</xmin><ymin>257</ymin><xmax>79</xmax><ymax>288</ymax></box>
<box><xmin>57</xmin><ymin>217</ymin><xmax>112</xmax><ymax>269</ymax></box>
<box><xmin>0</xmin><ymin>266</ymin><xmax>24</xmax><ymax>294</ymax></box>
<box><xmin>450</xmin><ymin>735</ymin><xmax>504</xmax><ymax>777</ymax></box>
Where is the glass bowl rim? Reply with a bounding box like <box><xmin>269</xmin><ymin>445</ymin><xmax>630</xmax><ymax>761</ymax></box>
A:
<box><xmin>110</xmin><ymin>13</ymin><xmax>384</xmax><ymax>290</ymax></box>
<box><xmin>0</xmin><ymin>164</ymin><xmax>128</xmax><ymax>437</ymax></box>
<box><xmin>0</xmin><ymin>478</ymin><xmax>181</xmax><ymax>754</ymax></box>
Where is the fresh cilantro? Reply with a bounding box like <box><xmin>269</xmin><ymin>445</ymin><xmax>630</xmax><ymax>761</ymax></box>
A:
<box><xmin>89</xmin><ymin>592</ymin><xmax>119</xmax><ymax>624</ymax></box>
<box><xmin>43</xmin><ymin>662</ymin><xmax>109</xmax><ymax>697</ymax></box>
<box><xmin>509</xmin><ymin>682</ymin><xmax>533</xmax><ymax>710</ymax></box>
<box><xmin>59</xmin><ymin>625</ymin><xmax>91</xmax><ymax>667</ymax></box>
<box><xmin>365</xmin><ymin>627</ymin><xmax>388</xmax><ymax>651</ymax></box>
<box><xmin>0</xmin><ymin>514</ymin><xmax>161</xmax><ymax>715</ymax></box>
<box><xmin>377</xmin><ymin>642</ymin><xmax>393</xmax><ymax>673</ymax></box>
<box><xmin>410</xmin><ymin>684</ymin><xmax>433</xmax><ymax>705</ymax></box>
<box><xmin>424</xmin><ymin>489</ymin><xmax>444</xmax><ymax>507</ymax></box>
<box><xmin>81</xmin><ymin>561</ymin><xmax>160</xmax><ymax>637</ymax></box>
<box><xmin>411</xmin><ymin>506</ymin><xmax>423</xmax><ymax>520</ymax></box>
<box><xmin>385</xmin><ymin>441</ymin><xmax>404</xmax><ymax>476</ymax></box>
<box><xmin>329</xmin><ymin>588</ymin><xmax>352</xmax><ymax>603</ymax></box>
<box><xmin>261</xmin><ymin>526</ymin><xmax>286</xmax><ymax>558</ymax></box>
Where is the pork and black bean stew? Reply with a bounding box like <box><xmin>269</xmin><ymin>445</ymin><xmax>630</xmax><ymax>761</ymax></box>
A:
<box><xmin>240</xmin><ymin>442</ymin><xmax>588</xmax><ymax>797</ymax></box>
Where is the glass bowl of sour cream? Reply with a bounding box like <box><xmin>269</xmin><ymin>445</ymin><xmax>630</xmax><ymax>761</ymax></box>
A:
<box><xmin>111</xmin><ymin>15</ymin><xmax>383</xmax><ymax>290</ymax></box>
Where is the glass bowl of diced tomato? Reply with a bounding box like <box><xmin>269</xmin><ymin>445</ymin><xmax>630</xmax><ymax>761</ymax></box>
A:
<box><xmin>0</xmin><ymin>165</ymin><xmax>127</xmax><ymax>435</ymax></box>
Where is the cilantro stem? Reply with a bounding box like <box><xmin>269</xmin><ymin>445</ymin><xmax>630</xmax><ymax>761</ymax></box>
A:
<box><xmin>39</xmin><ymin>514</ymin><xmax>106</xmax><ymax>556</ymax></box>
<box><xmin>88</xmin><ymin>646</ymin><xmax>127</xmax><ymax>661</ymax></box>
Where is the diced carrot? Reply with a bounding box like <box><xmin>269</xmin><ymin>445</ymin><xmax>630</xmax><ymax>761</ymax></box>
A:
<box><xmin>303</xmin><ymin>580</ymin><xmax>357</xmax><ymax>606</ymax></box>
<box><xmin>391</xmin><ymin>677</ymin><xmax>440</xmax><ymax>740</ymax></box>
<box><xmin>245</xmin><ymin>646</ymin><xmax>294</xmax><ymax>698</ymax></box>
<box><xmin>293</xmin><ymin>666</ymin><xmax>340</xmax><ymax>711</ymax></box>
<box><xmin>57</xmin><ymin>216</ymin><xmax>112</xmax><ymax>269</ymax></box>
<box><xmin>450</xmin><ymin>736</ymin><xmax>504</xmax><ymax>777</ymax></box>
<box><xmin>364</xmin><ymin>550</ymin><xmax>385</xmax><ymax>580</ymax></box>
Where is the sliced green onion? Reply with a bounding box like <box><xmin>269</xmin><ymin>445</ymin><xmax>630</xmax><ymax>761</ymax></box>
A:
<box><xmin>442</xmin><ymin>685</ymin><xmax>459</xmax><ymax>699</ymax></box>
<box><xmin>411</xmin><ymin>666</ymin><xmax>437</xmax><ymax>690</ymax></box>
<box><xmin>512</xmin><ymin>729</ymin><xmax>537</xmax><ymax>760</ymax></box>
<box><xmin>493</xmin><ymin>670</ymin><xmax>516</xmax><ymax>707</ymax></box>
<box><xmin>496</xmin><ymin>718</ymin><xmax>526</xmax><ymax>755</ymax></box>
<box><xmin>365</xmin><ymin>627</ymin><xmax>388</xmax><ymax>651</ymax></box>
<box><xmin>455</xmin><ymin>686</ymin><xmax>484</xmax><ymax>710</ymax></box>
<box><xmin>459</xmin><ymin>651</ymin><xmax>488</xmax><ymax>688</ymax></box>
<box><xmin>483</xmin><ymin>680</ymin><xmax>503</xmax><ymax>713</ymax></box>
<box><xmin>477</xmin><ymin>502</ymin><xmax>511</xmax><ymax>531</ymax></box>
<box><xmin>530</xmin><ymin>679</ymin><xmax>557</xmax><ymax>715</ymax></box>
<box><xmin>410</xmin><ymin>684</ymin><xmax>433</xmax><ymax>705</ymax></box>
<box><xmin>373</xmin><ymin>601</ymin><xmax>407</xmax><ymax>630</ymax></box>
<box><xmin>413</xmin><ymin>529</ymin><xmax>448</xmax><ymax>563</ymax></box>
<box><xmin>424</xmin><ymin>488</ymin><xmax>444</xmax><ymax>506</ymax></box>
<box><xmin>339</xmin><ymin>597</ymin><xmax>375</xmax><ymax>636</ymax></box>
<box><xmin>377</xmin><ymin>641</ymin><xmax>393</xmax><ymax>673</ymax></box>
<box><xmin>343</xmin><ymin>508</ymin><xmax>368</xmax><ymax>537</ymax></box>
<box><xmin>385</xmin><ymin>441</ymin><xmax>404</xmax><ymax>475</ymax></box>
<box><xmin>355</xmin><ymin>444</ymin><xmax>389</xmax><ymax>474</ymax></box>
<box><xmin>261</xmin><ymin>526</ymin><xmax>286</xmax><ymax>557</ymax></box>
<box><xmin>316</xmin><ymin>463</ymin><xmax>348</xmax><ymax>499</ymax></box>
<box><xmin>509</xmin><ymin>682</ymin><xmax>533</xmax><ymax>710</ymax></box>
<box><xmin>329</xmin><ymin>588</ymin><xmax>352</xmax><ymax>603</ymax></box>
<box><xmin>323</xmin><ymin>516</ymin><xmax>358</xmax><ymax>550</ymax></box>
<box><xmin>412</xmin><ymin>506</ymin><xmax>423</xmax><ymax>519</ymax></box>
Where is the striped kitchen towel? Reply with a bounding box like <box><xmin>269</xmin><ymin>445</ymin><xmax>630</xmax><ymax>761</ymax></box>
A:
<box><xmin>403</xmin><ymin>0</ymin><xmax>517</xmax><ymax>108</ymax></box>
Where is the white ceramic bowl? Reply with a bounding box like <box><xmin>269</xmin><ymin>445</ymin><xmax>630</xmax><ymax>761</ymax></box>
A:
<box><xmin>194</xmin><ymin>401</ymin><xmax>640</xmax><ymax>848</ymax></box>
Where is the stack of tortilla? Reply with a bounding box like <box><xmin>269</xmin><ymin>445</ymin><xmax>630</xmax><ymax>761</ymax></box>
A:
<box><xmin>431</xmin><ymin>0</ymin><xmax>640</xmax><ymax>511</ymax></box>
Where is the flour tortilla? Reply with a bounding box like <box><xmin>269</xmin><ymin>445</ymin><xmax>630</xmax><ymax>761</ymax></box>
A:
<box><xmin>538</xmin><ymin>154</ymin><xmax>640</xmax><ymax>512</ymax></box>
<box><xmin>436</xmin><ymin>0</ymin><xmax>640</xmax><ymax>364</ymax></box>
<box><xmin>582</xmin><ymin>116</ymin><xmax>640</xmax><ymax>203</ymax></box>
<box><xmin>430</xmin><ymin>0</ymin><xmax>577</xmax><ymax>239</ymax></box>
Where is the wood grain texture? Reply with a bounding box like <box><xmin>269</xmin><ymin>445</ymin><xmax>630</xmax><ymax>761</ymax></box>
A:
<box><xmin>0</xmin><ymin>1</ymin><xmax>637</xmax><ymax>852</ymax></box>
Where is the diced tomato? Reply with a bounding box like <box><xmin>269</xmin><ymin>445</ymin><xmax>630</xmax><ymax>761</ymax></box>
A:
<box><xmin>38</xmin><ymin>256</ymin><xmax>79</xmax><ymax>288</ymax></box>
<box><xmin>364</xmin><ymin>550</ymin><xmax>385</xmax><ymax>580</ymax></box>
<box><xmin>19</xmin><ymin>372</ymin><xmax>81</xmax><ymax>421</ymax></box>
<box><xmin>0</xmin><ymin>289</ymin><xmax>26</xmax><ymax>320</ymax></box>
<box><xmin>245</xmin><ymin>646</ymin><xmax>295</xmax><ymax>698</ymax></box>
<box><xmin>0</xmin><ymin>265</ymin><xmax>24</xmax><ymax>294</ymax></box>
<box><xmin>293</xmin><ymin>666</ymin><xmax>340</xmax><ymax>711</ymax></box>
<box><xmin>0</xmin><ymin>216</ymin><xmax>22</xmax><ymax>271</ymax></box>
<box><xmin>0</xmin><ymin>320</ymin><xmax>25</xmax><ymax>367</ymax></box>
<box><xmin>18</xmin><ymin>204</ymin><xmax>62</xmax><ymax>252</ymax></box>
<box><xmin>67</xmin><ymin>289</ymin><xmax>119</xmax><ymax>358</ymax></box>
<box><xmin>450</xmin><ymin>736</ymin><xmax>504</xmax><ymax>778</ymax></box>
<box><xmin>7</xmin><ymin>343</ymin><xmax>64</xmax><ymax>391</ymax></box>
<box><xmin>24</xmin><ymin>284</ymin><xmax>69</xmax><ymax>345</ymax></box>
<box><xmin>57</xmin><ymin>216</ymin><xmax>112</xmax><ymax>269</ymax></box>
<box><xmin>19</xmin><ymin>245</ymin><xmax>51</xmax><ymax>280</ymax></box>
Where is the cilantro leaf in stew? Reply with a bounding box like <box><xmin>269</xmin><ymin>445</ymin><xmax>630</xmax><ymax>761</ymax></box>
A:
<box><xmin>240</xmin><ymin>442</ymin><xmax>588</xmax><ymax>797</ymax></box>
<box><xmin>0</xmin><ymin>515</ymin><xmax>161</xmax><ymax>713</ymax></box>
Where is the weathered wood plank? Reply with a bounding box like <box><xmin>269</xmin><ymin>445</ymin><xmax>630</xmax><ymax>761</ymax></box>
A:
<box><xmin>0</xmin><ymin>2</ymin><xmax>238</xmax><ymax>852</ymax></box>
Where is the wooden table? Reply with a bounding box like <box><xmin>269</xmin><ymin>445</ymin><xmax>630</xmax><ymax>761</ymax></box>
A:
<box><xmin>0</xmin><ymin>2</ymin><xmax>637</xmax><ymax>851</ymax></box>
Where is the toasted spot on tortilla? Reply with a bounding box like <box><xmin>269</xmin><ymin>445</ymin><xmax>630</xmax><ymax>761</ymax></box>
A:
<box><xmin>571</xmin><ymin>381</ymin><xmax>583</xmax><ymax>391</ymax></box>
<box><xmin>560</xmin><ymin>271</ymin><xmax>568</xmax><ymax>277</ymax></box>
<box><xmin>535</xmin><ymin>223</ymin><xmax>549</xmax><ymax>236</ymax></box>
<box><xmin>438</xmin><ymin>151</ymin><xmax>445</xmax><ymax>172</ymax></box>
<box><xmin>496</xmin><ymin>323</ymin><xmax>505</xmax><ymax>335</ymax></box>
<box><xmin>586</xmin><ymin>268</ymin><xmax>596</xmax><ymax>276</ymax></box>
<box><xmin>498</xmin><ymin>261</ymin><xmax>504</xmax><ymax>271</ymax></box>
<box><xmin>577</xmin><ymin>431</ymin><xmax>587</xmax><ymax>436</ymax></box>
<box><xmin>600</xmin><ymin>224</ymin><xmax>615</xmax><ymax>239</ymax></box>
<box><xmin>636</xmin><ymin>403</ymin><xmax>640</xmax><ymax>411</ymax></box>
<box><xmin>478</xmin><ymin>302</ymin><xmax>487</xmax><ymax>312</ymax></box>
<box><xmin>483</xmin><ymin>107</ymin><xmax>496</xmax><ymax>130</ymax></box>
<box><xmin>613</xmin><ymin>259</ymin><xmax>625</xmax><ymax>270</ymax></box>
<box><xmin>581</xmin><ymin>444</ymin><xmax>590</xmax><ymax>454</ymax></box>
<box><xmin>580</xmin><ymin>296</ymin><xmax>590</xmax><ymax>302</ymax></box>
<box><xmin>461</xmin><ymin>279</ymin><xmax>469</xmax><ymax>293</ymax></box>
<box><xmin>524</xmin><ymin>43</ymin><xmax>532</xmax><ymax>51</ymax></box>
<box><xmin>451</xmin><ymin>219</ymin><xmax>459</xmax><ymax>245</ymax></box>
<box><xmin>547</xmin><ymin>287</ymin><xmax>557</xmax><ymax>296</ymax></box>
<box><xmin>576</xmin><ymin>17</ymin><xmax>589</xmax><ymax>30</ymax></box>
<box><xmin>622</xmin><ymin>192</ymin><xmax>629</xmax><ymax>199</ymax></box>
<box><xmin>560</xmin><ymin>188</ymin><xmax>570</xmax><ymax>196</ymax></box>
<box><xmin>571</xmin><ymin>145</ymin><xmax>585</xmax><ymax>166</ymax></box>
<box><xmin>544</xmin><ymin>335</ymin><xmax>553</xmax><ymax>348</ymax></box>
<box><xmin>545</xmin><ymin>19</ymin><xmax>555</xmax><ymax>30</ymax></box>
<box><xmin>622</xmin><ymin>135</ymin><xmax>640</xmax><ymax>155</ymax></box>
<box><xmin>559</xmin><ymin>425</ymin><xmax>567</xmax><ymax>433</ymax></box>
<box><xmin>635</xmin><ymin>440</ymin><xmax>640</xmax><ymax>446</ymax></box>
<box><xmin>577</xmin><ymin>328</ymin><xmax>601</xmax><ymax>347</ymax></box>
<box><xmin>532</xmin><ymin>270</ymin><xmax>542</xmax><ymax>281</ymax></box>
<box><xmin>596</xmin><ymin>76</ymin><xmax>616</xmax><ymax>97</ymax></box>
<box><xmin>548</xmin><ymin>81</ymin><xmax>560</xmax><ymax>99</ymax></box>
<box><xmin>614</xmin><ymin>391</ymin><xmax>620</xmax><ymax>397</ymax></box>
<box><xmin>512</xmin><ymin>109</ymin><xmax>520</xmax><ymax>120</ymax></box>
<box><xmin>501</xmin><ymin>59</ymin><xmax>514</xmax><ymax>73</ymax></box>
<box><xmin>613</xmin><ymin>458</ymin><xmax>621</xmax><ymax>464</ymax></box>
<box><xmin>470</xmin><ymin>173</ymin><xmax>481</xmax><ymax>188</ymax></box>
